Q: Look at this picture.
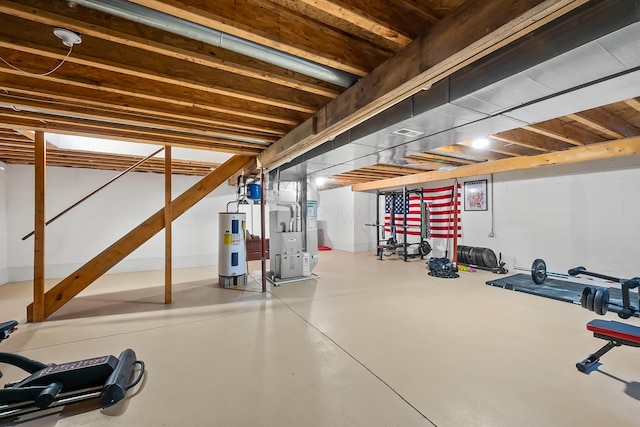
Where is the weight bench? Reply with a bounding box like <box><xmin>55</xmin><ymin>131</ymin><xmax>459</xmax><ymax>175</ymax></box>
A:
<box><xmin>576</xmin><ymin>319</ymin><xmax>640</xmax><ymax>372</ymax></box>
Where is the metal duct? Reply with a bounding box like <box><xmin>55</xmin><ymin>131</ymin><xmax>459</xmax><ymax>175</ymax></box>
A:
<box><xmin>71</xmin><ymin>0</ymin><xmax>358</xmax><ymax>88</ymax></box>
<box><xmin>278</xmin><ymin>0</ymin><xmax>640</xmax><ymax>181</ymax></box>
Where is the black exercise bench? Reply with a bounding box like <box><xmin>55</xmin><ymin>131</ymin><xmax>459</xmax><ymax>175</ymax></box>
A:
<box><xmin>576</xmin><ymin>319</ymin><xmax>640</xmax><ymax>372</ymax></box>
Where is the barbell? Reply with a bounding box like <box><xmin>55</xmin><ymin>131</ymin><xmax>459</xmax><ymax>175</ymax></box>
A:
<box><xmin>530</xmin><ymin>259</ymin><xmax>572</xmax><ymax>285</ymax></box>
<box><xmin>531</xmin><ymin>258</ymin><xmax>640</xmax><ymax>318</ymax></box>
<box><xmin>580</xmin><ymin>285</ymin><xmax>640</xmax><ymax>319</ymax></box>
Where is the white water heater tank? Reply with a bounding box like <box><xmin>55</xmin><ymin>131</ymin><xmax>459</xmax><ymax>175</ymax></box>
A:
<box><xmin>218</xmin><ymin>212</ymin><xmax>247</xmax><ymax>287</ymax></box>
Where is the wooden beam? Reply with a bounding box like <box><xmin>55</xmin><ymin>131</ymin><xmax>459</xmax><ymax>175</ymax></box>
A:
<box><xmin>0</xmin><ymin>0</ymin><xmax>340</xmax><ymax>98</ymax></box>
<box><xmin>491</xmin><ymin>129</ymin><xmax>574</xmax><ymax>152</ymax></box>
<box><xmin>26</xmin><ymin>154</ymin><xmax>253</xmax><ymax>321</ymax></box>
<box><xmin>0</xmin><ymin>111</ymin><xmax>265</xmax><ymax>154</ymax></box>
<box><xmin>165</xmin><ymin>146</ymin><xmax>172</xmax><ymax>304</ymax></box>
<box><xmin>258</xmin><ymin>0</ymin><xmax>589</xmax><ymax>169</ymax></box>
<box><xmin>0</xmin><ymin>93</ymin><xmax>278</xmax><ymax>145</ymax></box>
<box><xmin>296</xmin><ymin>0</ymin><xmax>412</xmax><ymax>47</ymax></box>
<box><xmin>128</xmin><ymin>0</ymin><xmax>387</xmax><ymax>76</ymax></box>
<box><xmin>405</xmin><ymin>152</ymin><xmax>476</xmax><ymax>165</ymax></box>
<box><xmin>32</xmin><ymin>131</ymin><xmax>45</xmax><ymax>323</ymax></box>
<box><xmin>0</xmin><ymin>36</ymin><xmax>316</xmax><ymax>115</ymax></box>
<box><xmin>624</xmin><ymin>98</ymin><xmax>640</xmax><ymax>113</ymax></box>
<box><xmin>0</xmin><ymin>70</ymin><xmax>291</xmax><ymax>133</ymax></box>
<box><xmin>521</xmin><ymin>121</ymin><xmax>606</xmax><ymax>146</ymax></box>
<box><xmin>228</xmin><ymin>157</ymin><xmax>258</xmax><ymax>186</ymax></box>
<box><xmin>457</xmin><ymin>140</ymin><xmax>537</xmax><ymax>157</ymax></box>
<box><xmin>567</xmin><ymin>111</ymin><xmax>640</xmax><ymax>139</ymax></box>
<box><xmin>352</xmin><ymin>136</ymin><xmax>640</xmax><ymax>191</ymax></box>
<box><xmin>436</xmin><ymin>145</ymin><xmax>512</xmax><ymax>161</ymax></box>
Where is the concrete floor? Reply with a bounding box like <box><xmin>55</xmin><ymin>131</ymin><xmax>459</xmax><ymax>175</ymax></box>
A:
<box><xmin>0</xmin><ymin>250</ymin><xmax>638</xmax><ymax>426</ymax></box>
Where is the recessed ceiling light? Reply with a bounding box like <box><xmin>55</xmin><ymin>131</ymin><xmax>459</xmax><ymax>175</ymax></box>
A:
<box><xmin>471</xmin><ymin>138</ymin><xmax>490</xmax><ymax>148</ymax></box>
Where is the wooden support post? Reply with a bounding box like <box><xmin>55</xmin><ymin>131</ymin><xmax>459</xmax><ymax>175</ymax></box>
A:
<box><xmin>452</xmin><ymin>179</ymin><xmax>459</xmax><ymax>264</ymax></box>
<box><xmin>164</xmin><ymin>145</ymin><xmax>172</xmax><ymax>304</ymax></box>
<box><xmin>260</xmin><ymin>168</ymin><xmax>266</xmax><ymax>293</ymax></box>
<box><xmin>32</xmin><ymin>131</ymin><xmax>45</xmax><ymax>322</ymax></box>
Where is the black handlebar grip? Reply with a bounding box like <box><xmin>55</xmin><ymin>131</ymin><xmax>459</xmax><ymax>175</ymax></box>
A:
<box><xmin>35</xmin><ymin>382</ymin><xmax>63</xmax><ymax>408</ymax></box>
<box><xmin>100</xmin><ymin>349</ymin><xmax>137</xmax><ymax>408</ymax></box>
<box><xmin>568</xmin><ymin>266</ymin><xmax>586</xmax><ymax>276</ymax></box>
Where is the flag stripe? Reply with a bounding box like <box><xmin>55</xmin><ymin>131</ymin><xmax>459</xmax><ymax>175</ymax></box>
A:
<box><xmin>383</xmin><ymin>185</ymin><xmax>461</xmax><ymax>240</ymax></box>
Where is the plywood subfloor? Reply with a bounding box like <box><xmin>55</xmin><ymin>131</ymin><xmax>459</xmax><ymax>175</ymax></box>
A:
<box><xmin>0</xmin><ymin>251</ymin><xmax>638</xmax><ymax>426</ymax></box>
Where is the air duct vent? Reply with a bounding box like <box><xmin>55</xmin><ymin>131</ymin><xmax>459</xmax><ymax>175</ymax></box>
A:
<box><xmin>392</xmin><ymin>128</ymin><xmax>424</xmax><ymax>138</ymax></box>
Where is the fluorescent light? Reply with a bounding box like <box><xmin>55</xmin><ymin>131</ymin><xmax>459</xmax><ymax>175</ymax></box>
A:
<box><xmin>471</xmin><ymin>138</ymin><xmax>490</xmax><ymax>148</ymax></box>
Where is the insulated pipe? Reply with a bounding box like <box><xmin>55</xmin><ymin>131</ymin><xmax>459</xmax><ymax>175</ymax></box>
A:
<box><xmin>72</xmin><ymin>0</ymin><xmax>358</xmax><ymax>88</ymax></box>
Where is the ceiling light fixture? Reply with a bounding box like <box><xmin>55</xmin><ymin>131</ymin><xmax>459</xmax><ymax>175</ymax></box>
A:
<box><xmin>53</xmin><ymin>28</ymin><xmax>82</xmax><ymax>48</ymax></box>
<box><xmin>0</xmin><ymin>28</ymin><xmax>81</xmax><ymax>77</ymax></box>
<box><xmin>315</xmin><ymin>177</ymin><xmax>327</xmax><ymax>187</ymax></box>
<box><xmin>471</xmin><ymin>138</ymin><xmax>490</xmax><ymax>149</ymax></box>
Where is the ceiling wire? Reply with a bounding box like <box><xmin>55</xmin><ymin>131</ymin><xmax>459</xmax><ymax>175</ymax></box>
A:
<box><xmin>0</xmin><ymin>45</ymin><xmax>74</xmax><ymax>77</ymax></box>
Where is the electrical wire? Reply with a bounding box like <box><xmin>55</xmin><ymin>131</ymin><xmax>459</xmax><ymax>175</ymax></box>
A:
<box><xmin>0</xmin><ymin>45</ymin><xmax>74</xmax><ymax>77</ymax></box>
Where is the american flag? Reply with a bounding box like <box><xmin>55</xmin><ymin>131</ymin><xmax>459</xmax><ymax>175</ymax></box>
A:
<box><xmin>384</xmin><ymin>184</ymin><xmax>462</xmax><ymax>239</ymax></box>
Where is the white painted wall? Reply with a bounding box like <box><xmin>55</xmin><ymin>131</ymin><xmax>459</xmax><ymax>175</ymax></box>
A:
<box><xmin>317</xmin><ymin>156</ymin><xmax>640</xmax><ymax>279</ymax></box>
<box><xmin>457</xmin><ymin>155</ymin><xmax>640</xmax><ymax>279</ymax></box>
<box><xmin>317</xmin><ymin>186</ymin><xmax>376</xmax><ymax>252</ymax></box>
<box><xmin>317</xmin><ymin>186</ymin><xmax>354</xmax><ymax>251</ymax></box>
<box><xmin>3</xmin><ymin>164</ymin><xmax>267</xmax><ymax>283</ymax></box>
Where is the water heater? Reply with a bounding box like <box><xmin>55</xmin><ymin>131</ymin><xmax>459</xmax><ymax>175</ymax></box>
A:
<box><xmin>218</xmin><ymin>212</ymin><xmax>247</xmax><ymax>287</ymax></box>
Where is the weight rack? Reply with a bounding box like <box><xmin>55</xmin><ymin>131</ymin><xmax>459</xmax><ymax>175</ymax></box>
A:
<box><xmin>371</xmin><ymin>187</ymin><xmax>430</xmax><ymax>262</ymax></box>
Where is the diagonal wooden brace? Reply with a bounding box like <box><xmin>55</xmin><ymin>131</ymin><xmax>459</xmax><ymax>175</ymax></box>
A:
<box><xmin>27</xmin><ymin>155</ymin><xmax>254</xmax><ymax>321</ymax></box>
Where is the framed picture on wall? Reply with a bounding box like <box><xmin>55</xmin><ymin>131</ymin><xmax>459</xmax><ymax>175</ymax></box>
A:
<box><xmin>464</xmin><ymin>180</ymin><xmax>488</xmax><ymax>211</ymax></box>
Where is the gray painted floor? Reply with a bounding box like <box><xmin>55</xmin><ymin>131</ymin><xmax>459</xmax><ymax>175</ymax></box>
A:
<box><xmin>0</xmin><ymin>250</ymin><xmax>638</xmax><ymax>426</ymax></box>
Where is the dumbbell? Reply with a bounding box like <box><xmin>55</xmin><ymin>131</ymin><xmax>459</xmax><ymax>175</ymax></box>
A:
<box><xmin>580</xmin><ymin>286</ymin><xmax>637</xmax><ymax>319</ymax></box>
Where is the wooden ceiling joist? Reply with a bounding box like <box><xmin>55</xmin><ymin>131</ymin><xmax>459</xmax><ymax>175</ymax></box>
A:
<box><xmin>567</xmin><ymin>111</ymin><xmax>640</xmax><ymax>140</ymax></box>
<box><xmin>352</xmin><ymin>136</ymin><xmax>640</xmax><ymax>192</ymax></box>
<box><xmin>491</xmin><ymin>129</ymin><xmax>574</xmax><ymax>153</ymax></box>
<box><xmin>295</xmin><ymin>0</ymin><xmax>413</xmax><ymax>48</ymax></box>
<box><xmin>522</xmin><ymin>120</ymin><xmax>608</xmax><ymax>146</ymax></box>
<box><xmin>435</xmin><ymin>145</ymin><xmax>512</xmax><ymax>162</ymax></box>
<box><xmin>257</xmin><ymin>0</ymin><xmax>589</xmax><ymax>169</ymax></box>
<box><xmin>126</xmin><ymin>0</ymin><xmax>390</xmax><ymax>76</ymax></box>
<box><xmin>0</xmin><ymin>68</ymin><xmax>294</xmax><ymax>133</ymax></box>
<box><xmin>0</xmin><ymin>34</ymin><xmax>319</xmax><ymax>116</ymax></box>
<box><xmin>0</xmin><ymin>1</ymin><xmax>340</xmax><ymax>99</ymax></box>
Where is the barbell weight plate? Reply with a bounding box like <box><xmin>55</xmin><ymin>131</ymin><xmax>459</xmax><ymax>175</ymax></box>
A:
<box><xmin>580</xmin><ymin>286</ymin><xmax>593</xmax><ymax>309</ymax></box>
<box><xmin>531</xmin><ymin>259</ymin><xmax>547</xmax><ymax>285</ymax></box>
<box><xmin>586</xmin><ymin>287</ymin><xmax>596</xmax><ymax>312</ymax></box>
<box><xmin>593</xmin><ymin>287</ymin><xmax>609</xmax><ymax>316</ymax></box>
<box><xmin>456</xmin><ymin>245</ymin><xmax>464</xmax><ymax>261</ymax></box>
<box><xmin>481</xmin><ymin>248</ymin><xmax>498</xmax><ymax>268</ymax></box>
<box><xmin>462</xmin><ymin>247</ymin><xmax>471</xmax><ymax>264</ymax></box>
<box><xmin>420</xmin><ymin>241</ymin><xmax>432</xmax><ymax>256</ymax></box>
<box><xmin>477</xmin><ymin>248</ymin><xmax>487</xmax><ymax>266</ymax></box>
<box><xmin>469</xmin><ymin>247</ymin><xmax>480</xmax><ymax>265</ymax></box>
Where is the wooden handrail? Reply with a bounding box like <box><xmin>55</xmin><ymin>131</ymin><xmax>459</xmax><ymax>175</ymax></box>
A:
<box><xmin>22</xmin><ymin>147</ymin><xmax>164</xmax><ymax>240</ymax></box>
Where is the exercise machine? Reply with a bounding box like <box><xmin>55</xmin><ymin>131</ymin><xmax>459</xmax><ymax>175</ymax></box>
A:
<box><xmin>372</xmin><ymin>187</ymin><xmax>431</xmax><ymax>261</ymax></box>
<box><xmin>0</xmin><ymin>320</ymin><xmax>144</xmax><ymax>421</ymax></box>
<box><xmin>571</xmin><ymin>267</ymin><xmax>640</xmax><ymax>372</ymax></box>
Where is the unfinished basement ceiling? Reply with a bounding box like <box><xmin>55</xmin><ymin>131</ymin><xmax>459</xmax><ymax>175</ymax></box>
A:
<box><xmin>0</xmin><ymin>1</ymin><xmax>639</xmax><ymax>185</ymax></box>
